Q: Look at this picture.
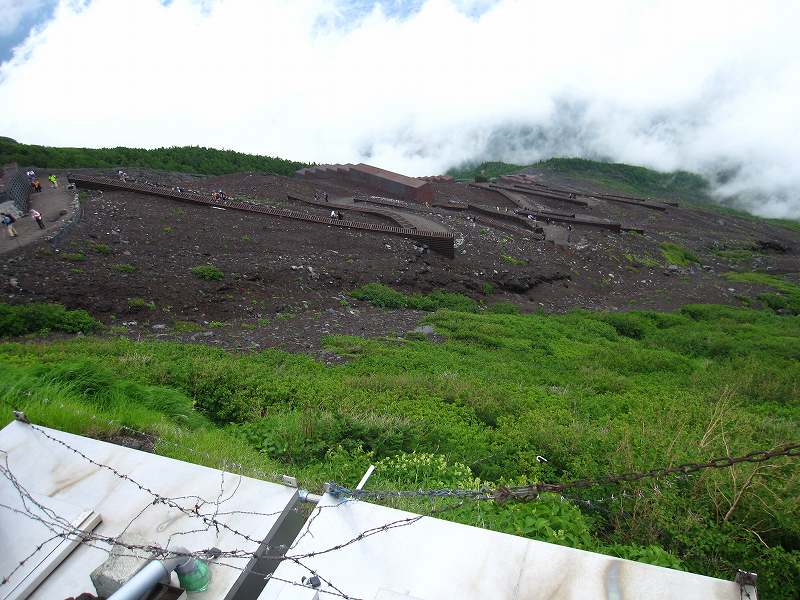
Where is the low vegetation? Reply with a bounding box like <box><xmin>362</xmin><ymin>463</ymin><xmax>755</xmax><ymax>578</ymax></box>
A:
<box><xmin>90</xmin><ymin>243</ymin><xmax>112</xmax><ymax>255</ymax></box>
<box><xmin>660</xmin><ymin>242</ymin><xmax>700</xmax><ymax>266</ymax></box>
<box><xmin>724</xmin><ymin>272</ymin><xmax>800</xmax><ymax>315</ymax></box>
<box><xmin>1</xmin><ymin>303</ymin><xmax>798</xmax><ymax>597</ymax></box>
<box><xmin>128</xmin><ymin>298</ymin><xmax>155</xmax><ymax>311</ymax></box>
<box><xmin>0</xmin><ymin>303</ymin><xmax>98</xmax><ymax>337</ymax></box>
<box><xmin>350</xmin><ymin>283</ymin><xmax>478</xmax><ymax>312</ymax></box>
<box><xmin>0</xmin><ymin>138</ymin><xmax>307</xmax><ymax>177</ymax></box>
<box><xmin>191</xmin><ymin>265</ymin><xmax>224</xmax><ymax>281</ymax></box>
<box><xmin>446</xmin><ymin>158</ymin><xmax>711</xmax><ymax>202</ymax></box>
<box><xmin>112</xmin><ymin>263</ymin><xmax>137</xmax><ymax>273</ymax></box>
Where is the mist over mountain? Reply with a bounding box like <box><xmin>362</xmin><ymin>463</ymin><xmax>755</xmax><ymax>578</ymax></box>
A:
<box><xmin>1</xmin><ymin>0</ymin><xmax>798</xmax><ymax>217</ymax></box>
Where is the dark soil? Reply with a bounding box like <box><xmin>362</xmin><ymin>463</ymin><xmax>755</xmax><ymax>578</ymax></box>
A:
<box><xmin>2</xmin><ymin>169</ymin><xmax>798</xmax><ymax>351</ymax></box>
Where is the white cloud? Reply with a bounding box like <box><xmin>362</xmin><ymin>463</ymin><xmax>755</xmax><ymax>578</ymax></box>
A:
<box><xmin>1</xmin><ymin>0</ymin><xmax>799</xmax><ymax>217</ymax></box>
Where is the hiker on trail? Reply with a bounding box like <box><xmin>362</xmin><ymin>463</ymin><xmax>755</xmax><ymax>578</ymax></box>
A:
<box><xmin>32</xmin><ymin>179</ymin><xmax>42</xmax><ymax>192</ymax></box>
<box><xmin>26</xmin><ymin>170</ymin><xmax>35</xmax><ymax>180</ymax></box>
<box><xmin>30</xmin><ymin>208</ymin><xmax>45</xmax><ymax>229</ymax></box>
<box><xmin>314</xmin><ymin>191</ymin><xmax>319</xmax><ymax>201</ymax></box>
<box><xmin>48</xmin><ymin>174</ymin><xmax>58</xmax><ymax>188</ymax></box>
<box><xmin>337</xmin><ymin>210</ymin><xmax>343</xmax><ymax>220</ymax></box>
<box><xmin>2</xmin><ymin>213</ymin><xmax>17</xmax><ymax>237</ymax></box>
<box><xmin>324</xmin><ymin>192</ymin><xmax>328</xmax><ymax>203</ymax></box>
<box><xmin>330</xmin><ymin>210</ymin><xmax>337</xmax><ymax>219</ymax></box>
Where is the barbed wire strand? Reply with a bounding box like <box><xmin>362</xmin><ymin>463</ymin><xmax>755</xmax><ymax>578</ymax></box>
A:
<box><xmin>4</xmin><ymin>417</ymin><xmax>792</xmax><ymax>599</ymax></box>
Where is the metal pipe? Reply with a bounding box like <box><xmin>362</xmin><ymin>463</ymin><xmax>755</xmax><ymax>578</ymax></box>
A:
<box><xmin>107</xmin><ymin>548</ymin><xmax>191</xmax><ymax>600</ymax></box>
<box><xmin>298</xmin><ymin>489</ymin><xmax>322</xmax><ymax>504</ymax></box>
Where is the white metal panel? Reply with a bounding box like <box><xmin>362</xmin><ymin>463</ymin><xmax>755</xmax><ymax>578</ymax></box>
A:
<box><xmin>260</xmin><ymin>494</ymin><xmax>742</xmax><ymax>600</ymax></box>
<box><xmin>0</xmin><ymin>421</ymin><xmax>298</xmax><ymax>600</ymax></box>
<box><xmin>0</xmin><ymin>491</ymin><xmax>101</xmax><ymax>600</ymax></box>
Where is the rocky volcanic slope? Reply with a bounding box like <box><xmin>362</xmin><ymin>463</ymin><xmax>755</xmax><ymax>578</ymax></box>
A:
<box><xmin>2</xmin><ymin>168</ymin><xmax>797</xmax><ymax>351</ymax></box>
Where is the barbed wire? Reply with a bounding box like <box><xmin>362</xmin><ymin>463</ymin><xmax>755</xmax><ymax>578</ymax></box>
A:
<box><xmin>3</xmin><ymin>414</ymin><xmax>793</xmax><ymax>599</ymax></box>
<box><xmin>493</xmin><ymin>443</ymin><xmax>800</xmax><ymax>502</ymax></box>
<box><xmin>0</xmin><ymin>451</ymin><xmax>371</xmax><ymax>598</ymax></box>
<box><xmin>7</xmin><ymin>400</ymin><xmax>289</xmax><ymax>487</ymax></box>
<box><xmin>0</xmin><ymin>423</ymin><xmax>454</xmax><ymax>599</ymax></box>
<box><xmin>326</xmin><ymin>442</ymin><xmax>800</xmax><ymax>503</ymax></box>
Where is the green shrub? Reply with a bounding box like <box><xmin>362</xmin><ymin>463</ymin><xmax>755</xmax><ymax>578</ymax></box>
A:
<box><xmin>61</xmin><ymin>252</ymin><xmax>86</xmax><ymax>262</ymax></box>
<box><xmin>90</xmin><ymin>243</ymin><xmax>112</xmax><ymax>255</ymax></box>
<box><xmin>482</xmin><ymin>282</ymin><xmax>494</xmax><ymax>295</ymax></box>
<box><xmin>191</xmin><ymin>265</ymin><xmax>224</xmax><ymax>281</ymax></box>
<box><xmin>350</xmin><ymin>283</ymin><xmax>408</xmax><ymax>309</ymax></box>
<box><xmin>0</xmin><ymin>303</ymin><xmax>98</xmax><ymax>337</ymax></box>
<box><xmin>112</xmin><ymin>263</ymin><xmax>136</xmax><ymax>273</ymax></box>
<box><xmin>660</xmin><ymin>242</ymin><xmax>699</xmax><ymax>266</ymax></box>
<box><xmin>128</xmin><ymin>298</ymin><xmax>155</xmax><ymax>311</ymax></box>
<box><xmin>350</xmin><ymin>283</ymin><xmax>478</xmax><ymax>312</ymax></box>
<box><xmin>208</xmin><ymin>321</ymin><xmax>227</xmax><ymax>328</ymax></box>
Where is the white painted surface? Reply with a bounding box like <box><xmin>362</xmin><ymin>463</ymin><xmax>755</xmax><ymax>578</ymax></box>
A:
<box><xmin>0</xmin><ymin>421</ymin><xmax>298</xmax><ymax>599</ymax></box>
<box><xmin>260</xmin><ymin>494</ymin><xmax>742</xmax><ymax>600</ymax></box>
<box><xmin>1</xmin><ymin>491</ymin><xmax>100</xmax><ymax>600</ymax></box>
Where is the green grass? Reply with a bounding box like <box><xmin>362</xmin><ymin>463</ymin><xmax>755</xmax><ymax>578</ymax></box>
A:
<box><xmin>624</xmin><ymin>253</ymin><xmax>661</xmax><ymax>268</ymax></box>
<box><xmin>190</xmin><ymin>265</ymin><xmax>224</xmax><ymax>281</ymax></box>
<box><xmin>163</xmin><ymin>226</ymin><xmax>173</xmax><ymax>233</ymax></box>
<box><xmin>112</xmin><ymin>263</ymin><xmax>136</xmax><ymax>273</ymax></box>
<box><xmin>724</xmin><ymin>272</ymin><xmax>800</xmax><ymax>315</ymax></box>
<box><xmin>61</xmin><ymin>252</ymin><xmax>86</xmax><ymax>262</ymax></box>
<box><xmin>660</xmin><ymin>242</ymin><xmax>700</xmax><ymax>266</ymax></box>
<box><xmin>714</xmin><ymin>248</ymin><xmax>757</xmax><ymax>261</ymax></box>
<box><xmin>0</xmin><ymin>304</ymin><xmax>798</xmax><ymax>596</ymax></box>
<box><xmin>173</xmin><ymin>321</ymin><xmax>203</xmax><ymax>333</ymax></box>
<box><xmin>208</xmin><ymin>321</ymin><xmax>227</xmax><ymax>328</ymax></box>
<box><xmin>0</xmin><ymin>138</ymin><xmax>308</xmax><ymax>177</ymax></box>
<box><xmin>351</xmin><ymin>283</ymin><xmax>479</xmax><ymax>312</ymax></box>
<box><xmin>500</xmin><ymin>254</ymin><xmax>528</xmax><ymax>266</ymax></box>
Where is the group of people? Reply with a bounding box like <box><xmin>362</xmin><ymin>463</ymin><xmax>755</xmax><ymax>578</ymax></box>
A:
<box><xmin>212</xmin><ymin>189</ymin><xmax>228</xmax><ymax>201</ymax></box>
<box><xmin>2</xmin><ymin>208</ymin><xmax>45</xmax><ymax>238</ymax></box>
<box><xmin>329</xmin><ymin>209</ymin><xmax>343</xmax><ymax>220</ymax></box>
<box><xmin>25</xmin><ymin>169</ymin><xmax>52</xmax><ymax>192</ymax></box>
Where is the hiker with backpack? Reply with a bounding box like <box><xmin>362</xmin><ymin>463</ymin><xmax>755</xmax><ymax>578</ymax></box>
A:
<box><xmin>30</xmin><ymin>208</ymin><xmax>45</xmax><ymax>230</ymax></box>
<box><xmin>48</xmin><ymin>174</ymin><xmax>58</xmax><ymax>188</ymax></box>
<box><xmin>2</xmin><ymin>213</ymin><xmax>18</xmax><ymax>237</ymax></box>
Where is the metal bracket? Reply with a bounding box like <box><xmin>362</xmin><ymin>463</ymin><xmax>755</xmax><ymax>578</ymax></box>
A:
<box><xmin>735</xmin><ymin>570</ymin><xmax>758</xmax><ymax>599</ymax></box>
<box><xmin>281</xmin><ymin>475</ymin><xmax>298</xmax><ymax>488</ymax></box>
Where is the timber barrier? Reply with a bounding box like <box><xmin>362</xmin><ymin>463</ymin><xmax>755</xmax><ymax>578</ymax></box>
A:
<box><xmin>68</xmin><ymin>175</ymin><xmax>455</xmax><ymax>258</ymax></box>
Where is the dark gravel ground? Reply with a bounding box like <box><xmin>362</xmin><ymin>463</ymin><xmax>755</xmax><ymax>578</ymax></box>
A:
<box><xmin>2</xmin><ymin>168</ymin><xmax>797</xmax><ymax>351</ymax></box>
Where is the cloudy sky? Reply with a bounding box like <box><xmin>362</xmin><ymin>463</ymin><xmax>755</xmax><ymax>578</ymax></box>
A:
<box><xmin>1</xmin><ymin>0</ymin><xmax>799</xmax><ymax>217</ymax></box>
